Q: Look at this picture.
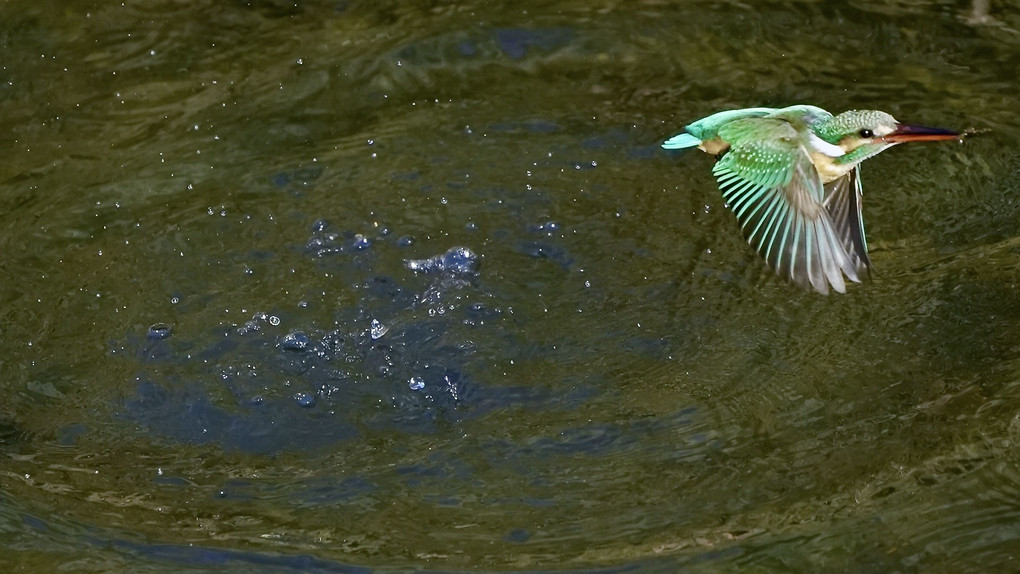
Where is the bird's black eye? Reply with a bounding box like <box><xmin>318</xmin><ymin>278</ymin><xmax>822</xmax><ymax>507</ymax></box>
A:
<box><xmin>858</xmin><ymin>129</ymin><xmax>874</xmax><ymax>138</ymax></box>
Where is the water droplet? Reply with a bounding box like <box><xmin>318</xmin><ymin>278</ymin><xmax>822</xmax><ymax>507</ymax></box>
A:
<box><xmin>530</xmin><ymin>221</ymin><xmax>559</xmax><ymax>235</ymax></box>
<box><xmin>444</xmin><ymin>375</ymin><xmax>460</xmax><ymax>401</ymax></box>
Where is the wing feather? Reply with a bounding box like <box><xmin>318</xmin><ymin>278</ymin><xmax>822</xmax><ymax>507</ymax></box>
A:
<box><xmin>822</xmin><ymin>166</ymin><xmax>872</xmax><ymax>275</ymax></box>
<box><xmin>712</xmin><ymin>128</ymin><xmax>864</xmax><ymax>294</ymax></box>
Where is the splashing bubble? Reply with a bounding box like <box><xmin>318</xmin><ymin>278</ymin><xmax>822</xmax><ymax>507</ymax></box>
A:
<box><xmin>370</xmin><ymin>319</ymin><xmax>388</xmax><ymax>340</ymax></box>
<box><xmin>147</xmin><ymin>323</ymin><xmax>172</xmax><ymax>340</ymax></box>
<box><xmin>293</xmin><ymin>392</ymin><xmax>316</xmax><ymax>408</ymax></box>
<box><xmin>408</xmin><ymin>376</ymin><xmax>425</xmax><ymax>391</ymax></box>
<box><xmin>352</xmin><ymin>234</ymin><xmax>372</xmax><ymax>250</ymax></box>
<box><xmin>280</xmin><ymin>331</ymin><xmax>311</xmax><ymax>351</ymax></box>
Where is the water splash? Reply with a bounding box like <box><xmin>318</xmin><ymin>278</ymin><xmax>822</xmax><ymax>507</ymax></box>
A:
<box><xmin>370</xmin><ymin>319</ymin><xmax>388</xmax><ymax>340</ymax></box>
<box><xmin>405</xmin><ymin>246</ymin><xmax>479</xmax><ymax>275</ymax></box>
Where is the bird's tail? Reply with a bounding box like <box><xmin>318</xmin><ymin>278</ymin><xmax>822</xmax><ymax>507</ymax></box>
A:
<box><xmin>662</xmin><ymin>132</ymin><xmax>701</xmax><ymax>149</ymax></box>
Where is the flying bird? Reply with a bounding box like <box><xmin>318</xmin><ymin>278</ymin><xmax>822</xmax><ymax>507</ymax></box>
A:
<box><xmin>663</xmin><ymin>105</ymin><xmax>960</xmax><ymax>294</ymax></box>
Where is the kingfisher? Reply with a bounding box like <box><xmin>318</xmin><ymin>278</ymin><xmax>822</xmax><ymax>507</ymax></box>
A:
<box><xmin>662</xmin><ymin>105</ymin><xmax>960</xmax><ymax>294</ymax></box>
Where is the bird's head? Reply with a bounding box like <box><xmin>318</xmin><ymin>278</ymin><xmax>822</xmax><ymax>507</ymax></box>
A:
<box><xmin>816</xmin><ymin>110</ymin><xmax>959</xmax><ymax>166</ymax></box>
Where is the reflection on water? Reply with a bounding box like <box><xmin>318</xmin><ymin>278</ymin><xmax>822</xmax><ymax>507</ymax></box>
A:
<box><xmin>1</xmin><ymin>0</ymin><xmax>1019</xmax><ymax>571</ymax></box>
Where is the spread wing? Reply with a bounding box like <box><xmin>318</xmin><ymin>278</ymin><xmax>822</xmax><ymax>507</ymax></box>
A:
<box><xmin>823</xmin><ymin>166</ymin><xmax>872</xmax><ymax>276</ymax></box>
<box><xmin>712</xmin><ymin>118</ymin><xmax>864</xmax><ymax>294</ymax></box>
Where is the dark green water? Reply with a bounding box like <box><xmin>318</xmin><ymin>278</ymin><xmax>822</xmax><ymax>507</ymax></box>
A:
<box><xmin>1</xmin><ymin>1</ymin><xmax>1019</xmax><ymax>571</ymax></box>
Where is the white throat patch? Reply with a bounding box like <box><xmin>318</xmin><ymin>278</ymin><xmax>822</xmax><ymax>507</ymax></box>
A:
<box><xmin>808</xmin><ymin>133</ymin><xmax>846</xmax><ymax>157</ymax></box>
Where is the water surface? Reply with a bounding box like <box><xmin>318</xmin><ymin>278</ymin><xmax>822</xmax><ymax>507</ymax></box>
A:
<box><xmin>1</xmin><ymin>1</ymin><xmax>1019</xmax><ymax>571</ymax></box>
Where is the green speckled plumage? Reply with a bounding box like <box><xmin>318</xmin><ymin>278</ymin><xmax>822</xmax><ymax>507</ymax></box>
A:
<box><xmin>662</xmin><ymin>105</ymin><xmax>959</xmax><ymax>294</ymax></box>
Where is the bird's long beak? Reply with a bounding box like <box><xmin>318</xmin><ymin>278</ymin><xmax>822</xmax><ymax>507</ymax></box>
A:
<box><xmin>882</xmin><ymin>124</ymin><xmax>960</xmax><ymax>143</ymax></box>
